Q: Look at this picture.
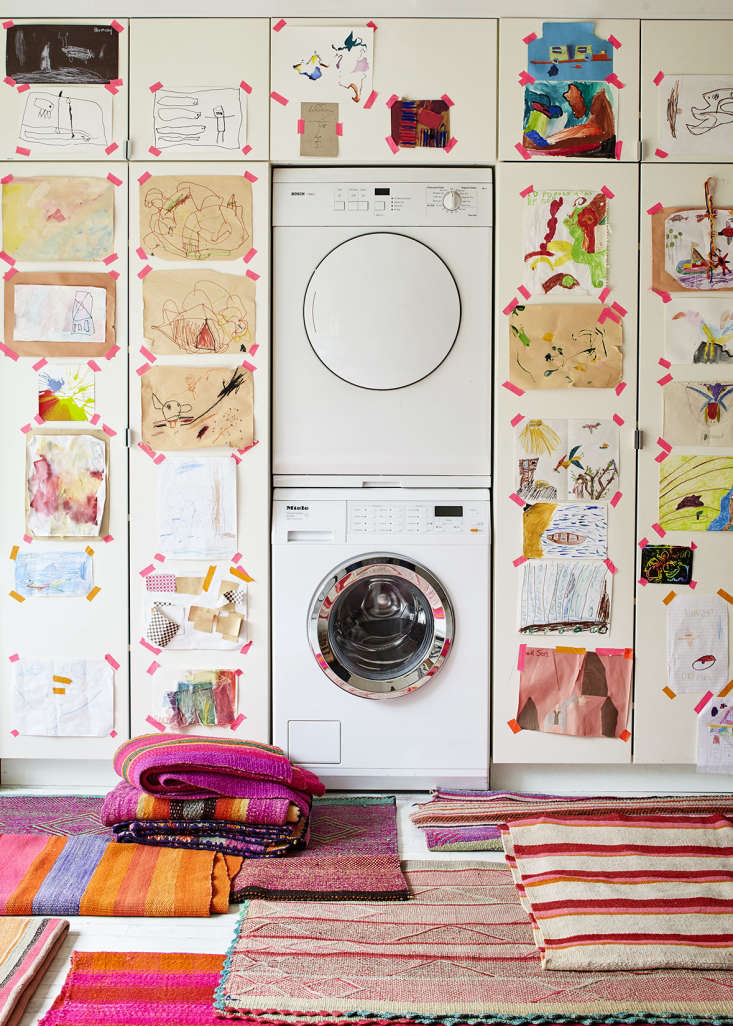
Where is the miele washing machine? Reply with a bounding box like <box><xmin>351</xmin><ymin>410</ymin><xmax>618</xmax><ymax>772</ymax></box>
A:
<box><xmin>272</xmin><ymin>489</ymin><xmax>490</xmax><ymax>788</ymax></box>
<box><xmin>272</xmin><ymin>168</ymin><xmax>492</xmax><ymax>481</ymax></box>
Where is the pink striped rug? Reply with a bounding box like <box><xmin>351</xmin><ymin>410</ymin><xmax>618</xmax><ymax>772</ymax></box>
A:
<box><xmin>0</xmin><ymin>918</ymin><xmax>68</xmax><ymax>1026</ymax></box>
<box><xmin>502</xmin><ymin>812</ymin><xmax>733</xmax><ymax>970</ymax></box>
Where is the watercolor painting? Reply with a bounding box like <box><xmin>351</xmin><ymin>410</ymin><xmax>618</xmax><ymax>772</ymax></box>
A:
<box><xmin>153</xmin><ymin>89</ymin><xmax>244</xmax><ymax>151</ymax></box>
<box><xmin>6</xmin><ymin>24</ymin><xmax>119</xmax><ymax>84</ymax></box>
<box><xmin>141</xmin><ymin>365</ymin><xmax>254</xmax><ymax>450</ymax></box>
<box><xmin>19</xmin><ymin>90</ymin><xmax>110</xmax><ymax>148</ymax></box>
<box><xmin>26</xmin><ymin>433</ymin><xmax>107</xmax><ymax>539</ymax></box>
<box><xmin>658</xmin><ymin>453</ymin><xmax>733</xmax><ymax>532</ymax></box>
<box><xmin>519</xmin><ymin>559</ymin><xmax>611</xmax><ymax>634</ymax></box>
<box><xmin>14</xmin><ymin>550</ymin><xmax>93</xmax><ymax>598</ymax></box>
<box><xmin>143</xmin><ymin>269</ymin><xmax>255</xmax><ymax>355</ymax></box>
<box><xmin>5</xmin><ymin>272</ymin><xmax>115</xmax><ymax>359</ymax></box>
<box><xmin>523</xmin><ymin>501</ymin><xmax>608</xmax><ymax>558</ymax></box>
<box><xmin>157</xmin><ymin>457</ymin><xmax>236</xmax><ymax>559</ymax></box>
<box><xmin>391</xmin><ymin>100</ymin><xmax>451</xmax><ymax>148</ymax></box>
<box><xmin>697</xmin><ymin>699</ymin><xmax>733</xmax><ymax>774</ymax></box>
<box><xmin>524</xmin><ymin>188</ymin><xmax>608</xmax><ymax>295</ymax></box>
<box><xmin>527</xmin><ymin>22</ymin><xmax>614</xmax><ymax>83</ymax></box>
<box><xmin>285</xmin><ymin>26</ymin><xmax>374</xmax><ymax>104</ymax></box>
<box><xmin>652</xmin><ymin>177</ymin><xmax>733</xmax><ymax>293</ymax></box>
<box><xmin>665</xmin><ymin>300</ymin><xmax>733</xmax><ymax>364</ymax></box>
<box><xmin>13</xmin><ymin>658</ymin><xmax>113</xmax><ymax>737</ymax></box>
<box><xmin>523</xmin><ymin>81</ymin><xmax>615</xmax><ymax>158</ymax></box>
<box><xmin>37</xmin><ymin>364</ymin><xmax>94</xmax><ymax>422</ymax></box>
<box><xmin>640</xmin><ymin>545</ymin><xmax>693</xmax><ymax>585</ymax></box>
<box><xmin>161</xmin><ymin>669</ymin><xmax>237</xmax><ymax>728</ymax></box>
<box><xmin>139</xmin><ymin>176</ymin><xmax>252</xmax><ymax>262</ymax></box>
<box><xmin>668</xmin><ymin>592</ymin><xmax>728</xmax><ymax>693</ymax></box>
<box><xmin>515</xmin><ymin>418</ymin><xmax>618</xmax><ymax>503</ymax></box>
<box><xmin>664</xmin><ymin>381</ymin><xmax>733</xmax><ymax>446</ymax></box>
<box><xmin>516</xmin><ymin>646</ymin><xmax>632</xmax><ymax>739</ymax></box>
<box><xmin>509</xmin><ymin>303</ymin><xmax>623</xmax><ymax>389</ymax></box>
<box><xmin>2</xmin><ymin>177</ymin><xmax>114</xmax><ymax>262</ymax></box>
<box><xmin>660</xmin><ymin>76</ymin><xmax>733</xmax><ymax>158</ymax></box>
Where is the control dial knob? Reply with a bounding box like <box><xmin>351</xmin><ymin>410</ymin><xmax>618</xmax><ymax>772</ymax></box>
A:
<box><xmin>442</xmin><ymin>189</ymin><xmax>462</xmax><ymax>211</ymax></box>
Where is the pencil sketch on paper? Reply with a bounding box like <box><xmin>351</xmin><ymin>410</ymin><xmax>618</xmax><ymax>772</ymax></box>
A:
<box><xmin>14</xmin><ymin>550</ymin><xmax>93</xmax><ymax>598</ymax></box>
<box><xmin>26</xmin><ymin>433</ymin><xmax>107</xmax><ymax>539</ymax></box>
<box><xmin>13</xmin><ymin>658</ymin><xmax>114</xmax><ymax>737</ymax></box>
<box><xmin>659</xmin><ymin>453</ymin><xmax>733</xmax><ymax>532</ymax></box>
<box><xmin>515</xmin><ymin>418</ymin><xmax>618</xmax><ymax>503</ymax></box>
<box><xmin>153</xmin><ymin>89</ymin><xmax>244</xmax><ymax>151</ymax></box>
<box><xmin>523</xmin><ymin>501</ymin><xmax>608</xmax><ymax>559</ymax></box>
<box><xmin>143</xmin><ymin>269</ymin><xmax>255</xmax><ymax>355</ymax></box>
<box><xmin>3</xmin><ymin>177</ymin><xmax>114</xmax><ymax>262</ymax></box>
<box><xmin>37</xmin><ymin>363</ymin><xmax>94</xmax><ymax>422</ymax></box>
<box><xmin>6</xmin><ymin>24</ymin><xmax>119</xmax><ymax>85</ymax></box>
<box><xmin>286</xmin><ymin>26</ymin><xmax>374</xmax><ymax>104</ymax></box>
<box><xmin>18</xmin><ymin>89</ymin><xmax>110</xmax><ymax>148</ymax></box>
<box><xmin>139</xmin><ymin>176</ymin><xmax>252</xmax><ymax>261</ymax></box>
<box><xmin>519</xmin><ymin>559</ymin><xmax>611</xmax><ymax>634</ymax></box>
<box><xmin>661</xmin><ymin>76</ymin><xmax>733</xmax><ymax>157</ymax></box>
<box><xmin>665</xmin><ymin>301</ymin><xmax>733</xmax><ymax>364</ymax></box>
<box><xmin>523</xmin><ymin>188</ymin><xmax>608</xmax><ymax>295</ymax></box>
<box><xmin>157</xmin><ymin>456</ymin><xmax>237</xmax><ymax>559</ymax></box>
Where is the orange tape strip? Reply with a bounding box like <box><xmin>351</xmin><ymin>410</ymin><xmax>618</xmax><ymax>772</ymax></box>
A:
<box><xmin>718</xmin><ymin>588</ymin><xmax>733</xmax><ymax>605</ymax></box>
<box><xmin>202</xmin><ymin>565</ymin><xmax>216</xmax><ymax>592</ymax></box>
<box><xmin>8</xmin><ymin>590</ymin><xmax>24</xmax><ymax>602</ymax></box>
<box><xmin>9</xmin><ymin>545</ymin><xmax>18</xmax><ymax>560</ymax></box>
<box><xmin>556</xmin><ymin>646</ymin><xmax>586</xmax><ymax>654</ymax></box>
<box><xmin>52</xmin><ymin>675</ymin><xmax>71</xmax><ymax>684</ymax></box>
<box><xmin>229</xmin><ymin>565</ymin><xmax>254</xmax><ymax>583</ymax></box>
<box><xmin>86</xmin><ymin>586</ymin><xmax>101</xmax><ymax>601</ymax></box>
<box><xmin>85</xmin><ymin>545</ymin><xmax>94</xmax><ymax>556</ymax></box>
<box><xmin>507</xmin><ymin>719</ymin><xmax>521</xmax><ymax>734</ymax></box>
<box><xmin>662</xmin><ymin>590</ymin><xmax>676</xmax><ymax>605</ymax></box>
<box><xmin>718</xmin><ymin>679</ymin><xmax>733</xmax><ymax>697</ymax></box>
<box><xmin>52</xmin><ymin>687</ymin><xmax>66</xmax><ymax>695</ymax></box>
<box><xmin>618</xmin><ymin>729</ymin><xmax>631</xmax><ymax>742</ymax></box>
<box><xmin>662</xmin><ymin>686</ymin><xmax>676</xmax><ymax>700</ymax></box>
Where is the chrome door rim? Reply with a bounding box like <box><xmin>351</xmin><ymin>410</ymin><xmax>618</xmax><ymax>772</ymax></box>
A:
<box><xmin>308</xmin><ymin>553</ymin><xmax>455</xmax><ymax>700</ymax></box>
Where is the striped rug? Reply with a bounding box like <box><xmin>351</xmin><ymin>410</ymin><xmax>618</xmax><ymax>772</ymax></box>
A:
<box><xmin>502</xmin><ymin>813</ymin><xmax>733</xmax><ymax>970</ymax></box>
<box><xmin>215</xmin><ymin>860</ymin><xmax>733</xmax><ymax>1023</ymax></box>
<box><xmin>0</xmin><ymin>918</ymin><xmax>68</xmax><ymax>1026</ymax></box>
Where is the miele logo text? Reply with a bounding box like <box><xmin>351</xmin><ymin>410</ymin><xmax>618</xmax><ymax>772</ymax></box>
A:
<box><xmin>286</xmin><ymin>505</ymin><xmax>309</xmax><ymax>510</ymax></box>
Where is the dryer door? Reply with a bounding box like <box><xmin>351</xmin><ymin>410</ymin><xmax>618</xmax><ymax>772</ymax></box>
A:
<box><xmin>308</xmin><ymin>553</ymin><xmax>454</xmax><ymax>699</ymax></box>
<box><xmin>303</xmin><ymin>232</ymin><xmax>461</xmax><ymax>390</ymax></box>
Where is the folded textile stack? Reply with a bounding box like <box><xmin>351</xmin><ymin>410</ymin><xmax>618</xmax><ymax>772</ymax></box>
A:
<box><xmin>102</xmin><ymin>734</ymin><xmax>325</xmax><ymax>859</ymax></box>
<box><xmin>411</xmin><ymin>788</ymin><xmax>733</xmax><ymax>851</ymax></box>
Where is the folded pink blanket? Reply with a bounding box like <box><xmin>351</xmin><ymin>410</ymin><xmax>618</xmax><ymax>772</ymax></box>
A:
<box><xmin>113</xmin><ymin>735</ymin><xmax>325</xmax><ymax>800</ymax></box>
<box><xmin>101</xmin><ymin>780</ymin><xmax>310</xmax><ymax>826</ymax></box>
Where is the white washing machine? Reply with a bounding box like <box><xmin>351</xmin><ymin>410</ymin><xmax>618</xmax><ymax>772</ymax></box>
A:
<box><xmin>272</xmin><ymin>489</ymin><xmax>490</xmax><ymax>788</ymax></box>
<box><xmin>272</xmin><ymin>168</ymin><xmax>492</xmax><ymax>482</ymax></box>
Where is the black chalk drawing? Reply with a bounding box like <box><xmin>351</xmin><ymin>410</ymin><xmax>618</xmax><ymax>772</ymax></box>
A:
<box><xmin>7</xmin><ymin>24</ymin><xmax>119</xmax><ymax>85</ymax></box>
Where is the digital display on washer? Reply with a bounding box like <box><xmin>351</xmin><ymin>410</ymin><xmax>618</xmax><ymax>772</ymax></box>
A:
<box><xmin>374</xmin><ymin>188</ymin><xmax>390</xmax><ymax>195</ymax></box>
<box><xmin>434</xmin><ymin>506</ymin><xmax>463</xmax><ymax>517</ymax></box>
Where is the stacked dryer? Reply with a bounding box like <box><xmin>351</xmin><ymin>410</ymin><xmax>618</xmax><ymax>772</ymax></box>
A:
<box><xmin>272</xmin><ymin>168</ymin><xmax>492</xmax><ymax>788</ymax></box>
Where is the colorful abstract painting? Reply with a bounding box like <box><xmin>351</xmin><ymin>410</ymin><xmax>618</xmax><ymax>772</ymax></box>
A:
<box><xmin>665</xmin><ymin>300</ymin><xmax>733</xmax><ymax>364</ymax></box>
<box><xmin>660</xmin><ymin>76</ymin><xmax>733</xmax><ymax>159</ymax></box>
<box><xmin>526</xmin><ymin>22</ymin><xmax>614</xmax><ymax>83</ymax></box>
<box><xmin>157</xmin><ymin>457</ymin><xmax>236</xmax><ymax>559</ymax></box>
<box><xmin>160</xmin><ymin>669</ymin><xmax>237</xmax><ymax>728</ymax></box>
<box><xmin>697</xmin><ymin>698</ymin><xmax>733</xmax><ymax>774</ymax></box>
<box><xmin>524</xmin><ymin>188</ymin><xmax>608</xmax><ymax>295</ymax></box>
<box><xmin>141</xmin><ymin>365</ymin><xmax>254</xmax><ymax>450</ymax></box>
<box><xmin>13</xmin><ymin>658</ymin><xmax>113</xmax><ymax>736</ymax></box>
<box><xmin>14</xmin><ymin>551</ymin><xmax>93</xmax><ymax>598</ymax></box>
<box><xmin>663</xmin><ymin>381</ymin><xmax>733</xmax><ymax>446</ymax></box>
<box><xmin>509</xmin><ymin>303</ymin><xmax>623</xmax><ymax>389</ymax></box>
<box><xmin>658</xmin><ymin>454</ymin><xmax>733</xmax><ymax>532</ymax></box>
<box><xmin>142</xmin><ymin>269</ymin><xmax>255</xmax><ymax>355</ymax></box>
<box><xmin>391</xmin><ymin>99</ymin><xmax>450</xmax><ymax>148</ymax></box>
<box><xmin>2</xmin><ymin>177</ymin><xmax>114</xmax><ymax>261</ymax></box>
<box><xmin>668</xmin><ymin>592</ymin><xmax>728</xmax><ymax>692</ymax></box>
<box><xmin>652</xmin><ymin>178</ymin><xmax>733</xmax><ymax>293</ymax></box>
<box><xmin>139</xmin><ymin>176</ymin><xmax>252</xmax><ymax>262</ymax></box>
<box><xmin>37</xmin><ymin>364</ymin><xmax>94</xmax><ymax>422</ymax></box>
<box><xmin>523</xmin><ymin>501</ymin><xmax>607</xmax><ymax>558</ymax></box>
<box><xmin>516</xmin><ymin>646</ymin><xmax>632</xmax><ymax>739</ymax></box>
<box><xmin>284</xmin><ymin>26</ymin><xmax>374</xmax><ymax>104</ymax></box>
<box><xmin>515</xmin><ymin>418</ymin><xmax>618</xmax><ymax>503</ymax></box>
<box><xmin>26</xmin><ymin>433</ymin><xmax>106</xmax><ymax>538</ymax></box>
<box><xmin>519</xmin><ymin>560</ymin><xmax>611</xmax><ymax>634</ymax></box>
<box><xmin>523</xmin><ymin>81</ymin><xmax>615</xmax><ymax>158</ymax></box>
<box><xmin>640</xmin><ymin>545</ymin><xmax>693</xmax><ymax>585</ymax></box>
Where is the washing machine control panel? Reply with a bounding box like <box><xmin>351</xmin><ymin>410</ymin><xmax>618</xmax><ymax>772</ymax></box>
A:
<box><xmin>348</xmin><ymin>502</ymin><xmax>488</xmax><ymax>538</ymax></box>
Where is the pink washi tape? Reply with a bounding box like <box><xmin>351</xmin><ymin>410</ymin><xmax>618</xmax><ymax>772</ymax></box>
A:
<box><xmin>518</xmin><ymin>70</ymin><xmax>536</xmax><ymax>86</ymax></box>
<box><xmin>509</xmin><ymin>492</ymin><xmax>525</xmax><ymax>508</ymax></box>
<box><xmin>655</xmin><ymin>148</ymin><xmax>669</xmax><ymax>159</ymax></box>
<box><xmin>103</xmin><ymin>534</ymin><xmax>114</xmax><ymax>543</ymax></box>
<box><xmin>612</xmin><ymin>301</ymin><xmax>627</xmax><ymax>316</ymax></box>
<box><xmin>657</xmin><ymin>373</ymin><xmax>673</xmax><ymax>386</ymax></box>
<box><xmin>363</xmin><ymin>90</ymin><xmax>378</xmax><ymax>109</ymax></box>
<box><xmin>15</xmin><ymin>146</ymin><xmax>31</xmax><ymax>156</ymax></box>
<box><xmin>3</xmin><ymin>75</ymin><xmax>15</xmax><ymax>86</ymax></box>
<box><xmin>510</xmin><ymin>413</ymin><xmax>525</xmax><ymax>428</ymax></box>
<box><xmin>244</xmin><ymin>170</ymin><xmax>258</xmax><ymax>183</ymax></box>
<box><xmin>230</xmin><ymin>453</ymin><xmax>241</xmax><ymax>465</ymax></box>
<box><xmin>231</xmin><ymin>552</ymin><xmax>242</xmax><ymax>564</ymax></box>
<box><xmin>4</xmin><ymin>266</ymin><xmax>18</xmax><ymax>281</ymax></box>
<box><xmin>647</xmin><ymin>201</ymin><xmax>664</xmax><ymax>215</ymax></box>
<box><xmin>601</xmin><ymin>185</ymin><xmax>615</xmax><ymax>199</ymax></box>
<box><xmin>139</xmin><ymin>345</ymin><xmax>155</xmax><ymax>362</ymax></box>
<box><xmin>689</xmin><ymin>580</ymin><xmax>698</xmax><ymax>590</ymax></box>
<box><xmin>102</xmin><ymin>423</ymin><xmax>116</xmax><ymax>437</ymax></box>
<box><xmin>658</xmin><ymin>357</ymin><xmax>671</xmax><ymax>369</ymax></box>
<box><xmin>690</xmin><ymin>541</ymin><xmax>698</xmax><ymax>550</ymax></box>
<box><xmin>385</xmin><ymin>137</ymin><xmax>399</xmax><ymax>157</ymax></box>
<box><xmin>296</xmin><ymin>119</ymin><xmax>304</xmax><ymax>134</ymax></box>
<box><xmin>248</xmin><ymin>343</ymin><xmax>259</xmax><ymax>356</ymax></box>
<box><xmin>241</xmin><ymin>144</ymin><xmax>252</xmax><ymax>155</ymax></box>
<box><xmin>148</xmin><ymin>146</ymin><xmax>161</xmax><ymax>157</ymax></box>
<box><xmin>608</xmin><ymin>34</ymin><xmax>621</xmax><ymax>49</ymax></box>
<box><xmin>2</xmin><ymin>20</ymin><xmax>14</xmax><ymax>28</ymax></box>
<box><xmin>366</xmin><ymin>20</ymin><xmax>377</xmax><ymax>30</ymax></box>
<box><xmin>241</xmin><ymin>359</ymin><xmax>257</xmax><ymax>373</ymax></box>
<box><xmin>105</xmin><ymin>653</ymin><xmax>120</xmax><ymax>670</ymax></box>
<box><xmin>444</xmin><ymin>136</ymin><xmax>458</xmax><ymax>153</ymax></box>
<box><xmin>107</xmin><ymin>172</ymin><xmax>122</xmax><ymax>186</ymax></box>
<box><xmin>522</xmin><ymin>32</ymin><xmax>538</xmax><ymax>44</ymax></box>
<box><xmin>652</xmin><ymin>288</ymin><xmax>672</xmax><ymax>303</ymax></box>
<box><xmin>653</xmin><ymin>70</ymin><xmax>665</xmax><ymax>86</ymax></box>
<box><xmin>604</xmin><ymin>558</ymin><xmax>618</xmax><ymax>574</ymax></box>
<box><xmin>615</xmin><ymin>381</ymin><xmax>627</xmax><ymax>396</ymax></box>
<box><xmin>108</xmin><ymin>269</ymin><xmax>120</xmax><ymax>281</ymax></box>
<box><xmin>515</xmin><ymin>142</ymin><xmax>531</xmax><ymax>160</ymax></box>
<box><xmin>22</xmin><ymin>535</ymin><xmax>32</xmax><ymax>544</ymax></box>
<box><xmin>136</xmin><ymin>246</ymin><xmax>147</xmax><ymax>260</ymax></box>
<box><xmin>103</xmin><ymin>252</ymin><xmax>118</xmax><ymax>265</ymax></box>
<box><xmin>651</xmin><ymin>522</ymin><xmax>666</xmax><ymax>538</ymax></box>
<box><xmin>0</xmin><ymin>342</ymin><xmax>19</xmax><ymax>361</ymax></box>
<box><xmin>146</xmin><ymin>715</ymin><xmax>165</xmax><ymax>731</ymax></box>
<box><xmin>655</xmin><ymin>450</ymin><xmax>669</xmax><ymax>463</ymax></box>
<box><xmin>140</xmin><ymin>638</ymin><xmax>161</xmax><ymax>655</ymax></box>
<box><xmin>105</xmin><ymin>84</ymin><xmax>118</xmax><ymax>95</ymax></box>
<box><xmin>243</xmin><ymin>247</ymin><xmax>257</xmax><ymax>263</ymax></box>
<box><xmin>440</xmin><ymin>93</ymin><xmax>454</xmax><ymax>107</ymax></box>
<box><xmin>598</xmin><ymin>286</ymin><xmax>611</xmax><ymax>304</ymax></box>
<box><xmin>512</xmin><ymin>556</ymin><xmax>527</xmax><ymax>567</ymax></box>
<box><xmin>139</xmin><ymin>564</ymin><xmax>155</xmax><ymax>577</ymax></box>
<box><xmin>105</xmin><ymin>345</ymin><xmax>120</xmax><ymax>360</ymax></box>
<box><xmin>694</xmin><ymin>691</ymin><xmax>713</xmax><ymax>714</ymax></box>
<box><xmin>146</xmin><ymin>661</ymin><xmax>160</xmax><ymax>676</ymax></box>
<box><xmin>657</xmin><ymin>436</ymin><xmax>672</xmax><ymax>452</ymax></box>
<box><xmin>605</xmin><ymin>72</ymin><xmax>625</xmax><ymax>89</ymax></box>
<box><xmin>32</xmin><ymin>357</ymin><xmax>47</xmax><ymax>371</ymax></box>
<box><xmin>272</xmin><ymin>18</ymin><xmax>286</xmax><ymax>31</ymax></box>
<box><xmin>610</xmin><ymin>491</ymin><xmax>622</xmax><ymax>508</ymax></box>
<box><xmin>136</xmin><ymin>363</ymin><xmax>151</xmax><ymax>376</ymax></box>
<box><xmin>0</xmin><ymin>250</ymin><xmax>14</xmax><ymax>266</ymax></box>
<box><xmin>245</xmin><ymin>269</ymin><xmax>259</xmax><ymax>281</ymax></box>
<box><xmin>615</xmin><ymin>140</ymin><xmax>623</xmax><ymax>160</ymax></box>
<box><xmin>149</xmin><ymin>81</ymin><xmax>163</xmax><ymax>93</ymax></box>
<box><xmin>230</xmin><ymin>714</ymin><xmax>246</xmax><ymax>731</ymax></box>
<box><xmin>612</xmin><ymin>413</ymin><xmax>624</xmax><ymax>426</ymax></box>
<box><xmin>270</xmin><ymin>91</ymin><xmax>288</xmax><ymax>106</ymax></box>
<box><xmin>8</xmin><ymin>653</ymin><xmax>20</xmax><ymax>663</ymax></box>
<box><xmin>386</xmin><ymin>94</ymin><xmax>398</xmax><ymax>108</ymax></box>
<box><xmin>519</xmin><ymin>184</ymin><xmax>533</xmax><ymax>198</ymax></box>
<box><xmin>638</xmin><ymin>577</ymin><xmax>648</xmax><ymax>587</ymax></box>
<box><xmin>638</xmin><ymin>537</ymin><xmax>649</xmax><ymax>549</ymax></box>
<box><xmin>503</xmin><ymin>297</ymin><xmax>519</xmax><ymax>315</ymax></box>
<box><xmin>154</xmin><ymin>552</ymin><xmax>165</xmax><ymax>562</ymax></box>
<box><xmin>240</xmin><ymin>80</ymin><xmax>252</xmax><ymax>94</ymax></box>
<box><xmin>138</xmin><ymin>171</ymin><xmax>151</xmax><ymax>185</ymax></box>
<box><xmin>110</xmin><ymin>730</ymin><xmax>118</xmax><ymax>738</ymax></box>
<box><xmin>240</xmin><ymin>640</ymin><xmax>253</xmax><ymax>655</ymax></box>
<box><xmin>1</xmin><ymin>173</ymin><xmax>13</xmax><ymax>183</ymax></box>
<box><xmin>517</xmin><ymin>643</ymin><xmax>527</xmax><ymax>670</ymax></box>
<box><xmin>110</xmin><ymin>20</ymin><xmax>124</xmax><ymax>32</ymax></box>
<box><xmin>138</xmin><ymin>265</ymin><xmax>152</xmax><ymax>279</ymax></box>
<box><xmin>502</xmin><ymin>380</ymin><xmax>525</xmax><ymax>397</ymax></box>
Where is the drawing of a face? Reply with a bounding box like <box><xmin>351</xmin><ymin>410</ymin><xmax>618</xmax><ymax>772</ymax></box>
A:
<box><xmin>151</xmin><ymin>392</ymin><xmax>193</xmax><ymax>423</ymax></box>
<box><xmin>693</xmin><ymin>654</ymin><xmax>717</xmax><ymax>671</ymax></box>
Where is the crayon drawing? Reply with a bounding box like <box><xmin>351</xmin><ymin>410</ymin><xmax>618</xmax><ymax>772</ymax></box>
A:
<box><xmin>6</xmin><ymin>24</ymin><xmax>119</xmax><ymax>84</ymax></box>
<box><xmin>26</xmin><ymin>433</ymin><xmax>107</xmax><ymax>539</ymax></box>
<box><xmin>157</xmin><ymin>457</ymin><xmax>236</xmax><ymax>559</ymax></box>
<box><xmin>665</xmin><ymin>300</ymin><xmax>733</xmax><ymax>364</ymax></box>
<box><xmin>697</xmin><ymin>699</ymin><xmax>733</xmax><ymax>775</ymax></box>
<box><xmin>519</xmin><ymin>560</ymin><xmax>611</xmax><ymax>634</ymax></box>
<box><xmin>13</xmin><ymin>658</ymin><xmax>114</xmax><ymax>737</ymax></box>
<box><xmin>660</xmin><ymin>76</ymin><xmax>733</xmax><ymax>158</ymax></box>
<box><xmin>14</xmin><ymin>551</ymin><xmax>93</xmax><ymax>598</ymax></box>
<box><xmin>658</xmin><ymin>453</ymin><xmax>733</xmax><ymax>532</ymax></box>
<box><xmin>140</xmin><ymin>365</ymin><xmax>254</xmax><ymax>450</ymax></box>
<box><xmin>639</xmin><ymin>545</ymin><xmax>693</xmax><ymax>585</ymax></box>
<box><xmin>652</xmin><ymin>177</ymin><xmax>733</xmax><ymax>293</ymax></box>
<box><xmin>515</xmin><ymin>418</ymin><xmax>618</xmax><ymax>503</ymax></box>
<box><xmin>523</xmin><ymin>81</ymin><xmax>615</xmax><ymax>158</ymax></box>
<box><xmin>668</xmin><ymin>592</ymin><xmax>728</xmax><ymax>693</ymax></box>
<box><xmin>37</xmin><ymin>364</ymin><xmax>94</xmax><ymax>422</ymax></box>
<box><xmin>523</xmin><ymin>501</ymin><xmax>608</xmax><ymax>559</ymax></box>
<box><xmin>153</xmin><ymin>89</ymin><xmax>244</xmax><ymax>151</ymax></box>
<box><xmin>2</xmin><ymin>177</ymin><xmax>114</xmax><ymax>262</ymax></box>
<box><xmin>524</xmin><ymin>188</ymin><xmax>608</xmax><ymax>295</ymax></box>
<box><xmin>663</xmin><ymin>381</ymin><xmax>733</xmax><ymax>446</ymax></box>
<box><xmin>143</xmin><ymin>270</ymin><xmax>255</xmax><ymax>355</ymax></box>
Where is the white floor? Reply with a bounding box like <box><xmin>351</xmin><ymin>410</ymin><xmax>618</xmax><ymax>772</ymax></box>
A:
<box><xmin>10</xmin><ymin>793</ymin><xmax>504</xmax><ymax>1025</ymax></box>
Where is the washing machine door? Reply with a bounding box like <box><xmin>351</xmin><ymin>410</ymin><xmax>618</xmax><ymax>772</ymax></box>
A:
<box><xmin>303</xmin><ymin>232</ymin><xmax>461</xmax><ymax>390</ymax></box>
<box><xmin>308</xmin><ymin>553</ymin><xmax>454</xmax><ymax>699</ymax></box>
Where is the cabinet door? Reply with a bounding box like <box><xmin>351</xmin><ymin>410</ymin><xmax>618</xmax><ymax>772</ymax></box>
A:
<box><xmin>0</xmin><ymin>18</ymin><xmax>128</xmax><ymax>161</ymax></box>
<box><xmin>128</xmin><ymin>160</ymin><xmax>270</xmax><ymax>743</ymax></box>
<box><xmin>0</xmin><ymin>160</ymin><xmax>129</xmax><ymax>758</ymax></box>
<box><xmin>269</xmin><ymin>18</ymin><xmax>496</xmax><ymax>163</ymax></box>
<box><xmin>634</xmin><ymin>163</ymin><xmax>733</xmax><ymax>766</ymax></box>
<box><xmin>492</xmin><ymin>161</ymin><xmax>638</xmax><ymax>766</ymax></box>
<box><xmin>641</xmin><ymin>21</ymin><xmax>733</xmax><ymax>162</ymax></box>
<box><xmin>129</xmin><ymin>19</ymin><xmax>269</xmax><ymax>161</ymax></box>
<box><xmin>498</xmin><ymin>18</ymin><xmax>639</xmax><ymax>162</ymax></box>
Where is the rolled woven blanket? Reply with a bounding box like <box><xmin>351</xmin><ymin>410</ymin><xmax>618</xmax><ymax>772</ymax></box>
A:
<box><xmin>113</xmin><ymin>735</ymin><xmax>325</xmax><ymax>799</ymax></box>
<box><xmin>101</xmin><ymin>780</ymin><xmax>307</xmax><ymax>826</ymax></box>
<box><xmin>112</xmin><ymin>816</ymin><xmax>309</xmax><ymax>859</ymax></box>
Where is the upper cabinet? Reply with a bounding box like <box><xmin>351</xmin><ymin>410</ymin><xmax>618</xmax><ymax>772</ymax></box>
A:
<box><xmin>0</xmin><ymin>18</ymin><xmax>128</xmax><ymax>161</ymax></box>
<box><xmin>498</xmin><ymin>19</ymin><xmax>640</xmax><ymax>163</ymax></box>
<box><xmin>641</xmin><ymin>20</ymin><xmax>733</xmax><ymax>162</ymax></box>
<box><xmin>129</xmin><ymin>19</ymin><xmax>270</xmax><ymax>161</ymax></box>
<box><xmin>269</xmin><ymin>18</ymin><xmax>497</xmax><ymax>164</ymax></box>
